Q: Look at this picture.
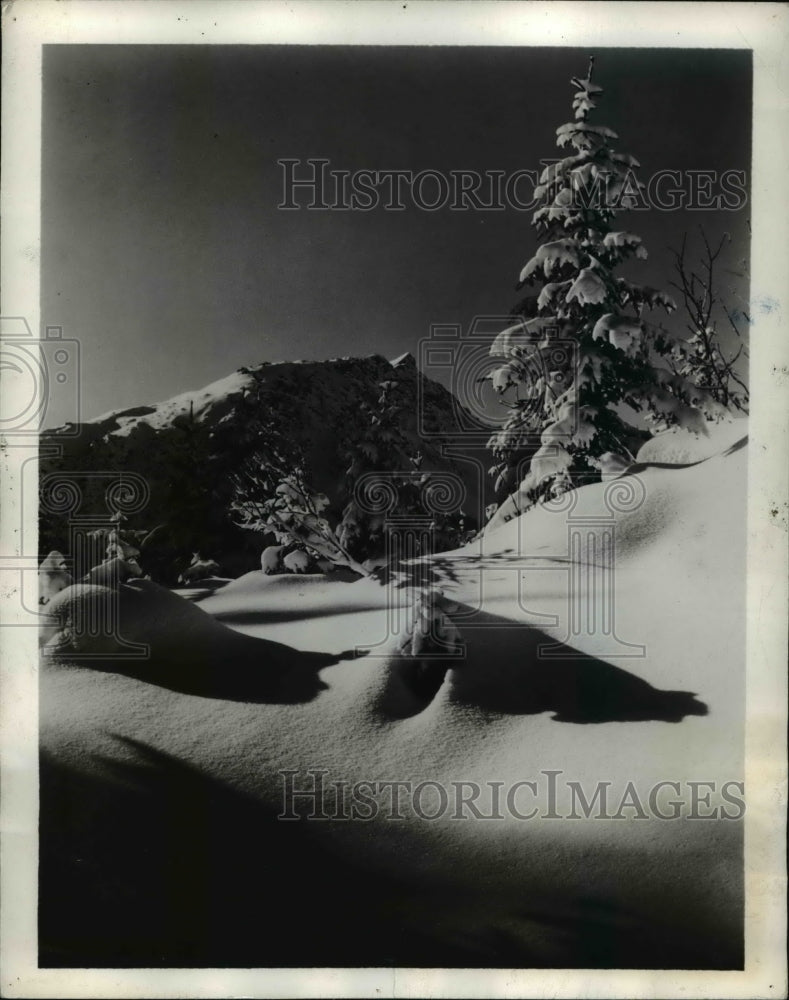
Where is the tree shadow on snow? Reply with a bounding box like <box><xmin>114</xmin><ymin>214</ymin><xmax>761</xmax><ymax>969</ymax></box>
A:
<box><xmin>210</xmin><ymin>603</ymin><xmax>387</xmax><ymax>626</ymax></box>
<box><xmin>377</xmin><ymin>549</ymin><xmax>561</xmax><ymax>593</ymax></box>
<box><xmin>174</xmin><ymin>578</ymin><xmax>232</xmax><ymax>602</ymax></box>
<box><xmin>445</xmin><ymin>606</ymin><xmax>708</xmax><ymax>724</ymax></box>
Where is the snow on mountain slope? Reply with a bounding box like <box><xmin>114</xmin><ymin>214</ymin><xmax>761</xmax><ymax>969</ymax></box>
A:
<box><xmin>40</xmin><ymin>426</ymin><xmax>747</xmax><ymax>968</ymax></box>
<box><xmin>56</xmin><ymin>354</ymin><xmax>423</xmax><ymax>440</ymax></box>
<box><xmin>89</xmin><ymin>369</ymin><xmax>253</xmax><ymax>438</ymax></box>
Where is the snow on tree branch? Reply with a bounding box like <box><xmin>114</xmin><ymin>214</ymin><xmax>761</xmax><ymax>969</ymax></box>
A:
<box><xmin>486</xmin><ymin>59</ymin><xmax>726</xmax><ymax>523</ymax></box>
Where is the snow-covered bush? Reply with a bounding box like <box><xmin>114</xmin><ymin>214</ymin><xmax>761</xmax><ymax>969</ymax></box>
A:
<box><xmin>261</xmin><ymin>544</ymin><xmax>288</xmax><ymax>575</ymax></box>
<box><xmin>668</xmin><ymin>228</ymin><xmax>749</xmax><ymax>413</ymax></box>
<box><xmin>282</xmin><ymin>549</ymin><xmax>311</xmax><ymax>574</ymax></box>
<box><xmin>232</xmin><ymin>457</ymin><xmax>370</xmax><ymax>577</ymax></box>
<box><xmin>38</xmin><ymin>551</ymin><xmax>73</xmax><ymax>606</ymax></box>
<box><xmin>232</xmin><ymin>366</ymin><xmax>468</xmax><ymax>576</ymax></box>
<box><xmin>82</xmin><ymin>556</ymin><xmax>144</xmax><ymax>587</ymax></box>
<box><xmin>178</xmin><ymin>553</ymin><xmax>221</xmax><ymax>584</ymax></box>
<box><xmin>395</xmin><ymin>588</ymin><xmax>461</xmax><ymax>659</ymax></box>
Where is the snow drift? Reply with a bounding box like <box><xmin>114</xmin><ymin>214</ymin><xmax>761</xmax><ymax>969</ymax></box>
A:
<box><xmin>39</xmin><ymin>424</ymin><xmax>747</xmax><ymax>969</ymax></box>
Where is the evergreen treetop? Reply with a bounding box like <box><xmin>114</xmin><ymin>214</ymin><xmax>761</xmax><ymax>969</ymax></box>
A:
<box><xmin>487</xmin><ymin>58</ymin><xmax>726</xmax><ymax>515</ymax></box>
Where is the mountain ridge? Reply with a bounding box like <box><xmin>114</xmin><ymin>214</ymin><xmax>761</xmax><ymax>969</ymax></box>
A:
<box><xmin>47</xmin><ymin>353</ymin><xmax>420</xmax><ymax>437</ymax></box>
<box><xmin>40</xmin><ymin>352</ymin><xmax>482</xmax><ymax>581</ymax></box>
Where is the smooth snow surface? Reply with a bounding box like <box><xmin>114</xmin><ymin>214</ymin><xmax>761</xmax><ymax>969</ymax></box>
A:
<box><xmin>39</xmin><ymin>427</ymin><xmax>747</xmax><ymax>969</ymax></box>
<box><xmin>389</xmin><ymin>351</ymin><xmax>415</xmax><ymax>367</ymax></box>
<box><xmin>485</xmin><ymin>416</ymin><xmax>746</xmax><ymax>531</ymax></box>
<box><xmin>635</xmin><ymin>415</ymin><xmax>748</xmax><ymax>465</ymax></box>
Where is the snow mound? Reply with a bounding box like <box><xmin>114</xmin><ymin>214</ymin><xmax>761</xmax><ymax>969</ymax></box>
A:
<box><xmin>486</xmin><ymin>418</ymin><xmax>747</xmax><ymax>532</ymax></box>
<box><xmin>41</xmin><ymin>578</ymin><xmax>345</xmax><ymax>703</ymax></box>
<box><xmin>39</xmin><ymin>442</ymin><xmax>747</xmax><ymax>968</ymax></box>
<box><xmin>481</xmin><ymin>435</ymin><xmax>746</xmax><ymax>573</ymax></box>
<box><xmin>635</xmin><ymin>417</ymin><xmax>747</xmax><ymax>465</ymax></box>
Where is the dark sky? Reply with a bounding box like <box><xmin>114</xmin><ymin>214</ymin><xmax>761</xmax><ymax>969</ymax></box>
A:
<box><xmin>42</xmin><ymin>45</ymin><xmax>752</xmax><ymax>426</ymax></box>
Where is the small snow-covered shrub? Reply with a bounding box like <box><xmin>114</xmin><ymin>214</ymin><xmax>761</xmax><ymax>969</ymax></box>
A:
<box><xmin>282</xmin><ymin>549</ymin><xmax>311</xmax><ymax>574</ymax></box>
<box><xmin>178</xmin><ymin>553</ymin><xmax>221</xmax><ymax>584</ymax></box>
<box><xmin>38</xmin><ymin>551</ymin><xmax>73</xmax><ymax>606</ymax></box>
<box><xmin>261</xmin><ymin>544</ymin><xmax>288</xmax><ymax>575</ymax></box>
<box><xmin>82</xmin><ymin>556</ymin><xmax>144</xmax><ymax>587</ymax></box>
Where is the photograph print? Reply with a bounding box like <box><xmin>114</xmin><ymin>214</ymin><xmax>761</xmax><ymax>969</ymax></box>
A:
<box><xmin>2</xmin><ymin>3</ymin><xmax>787</xmax><ymax>997</ymax></box>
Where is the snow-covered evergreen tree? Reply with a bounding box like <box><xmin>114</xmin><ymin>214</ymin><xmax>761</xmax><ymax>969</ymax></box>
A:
<box><xmin>337</xmin><ymin>373</ymin><xmax>422</xmax><ymax>560</ymax></box>
<box><xmin>338</xmin><ymin>372</ymin><xmax>466</xmax><ymax>564</ymax></box>
<box><xmin>487</xmin><ymin>58</ymin><xmax>725</xmax><ymax>515</ymax></box>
